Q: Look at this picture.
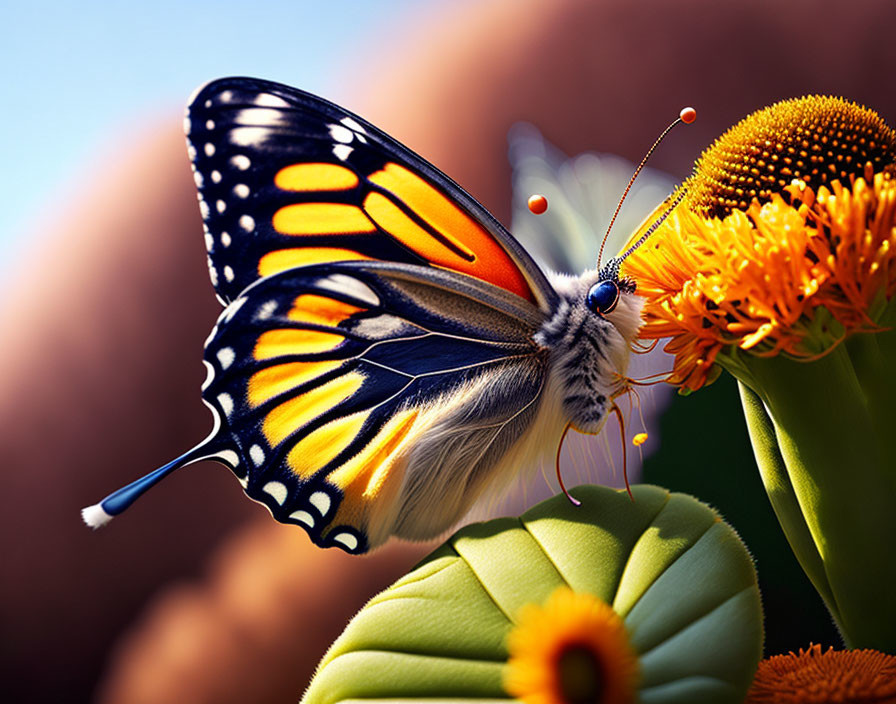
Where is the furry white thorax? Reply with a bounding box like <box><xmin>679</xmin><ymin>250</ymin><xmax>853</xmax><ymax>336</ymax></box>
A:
<box><xmin>535</xmin><ymin>269</ymin><xmax>644</xmax><ymax>434</ymax></box>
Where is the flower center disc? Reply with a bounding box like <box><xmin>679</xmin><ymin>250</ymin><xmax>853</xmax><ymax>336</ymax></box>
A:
<box><xmin>556</xmin><ymin>644</ymin><xmax>606</xmax><ymax>704</ymax></box>
<box><xmin>686</xmin><ymin>95</ymin><xmax>896</xmax><ymax>217</ymax></box>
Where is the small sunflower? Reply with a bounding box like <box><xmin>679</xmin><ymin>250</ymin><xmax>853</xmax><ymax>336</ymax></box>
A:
<box><xmin>623</xmin><ymin>96</ymin><xmax>896</xmax><ymax>392</ymax></box>
<box><xmin>504</xmin><ymin>587</ymin><xmax>639</xmax><ymax>704</ymax></box>
<box><xmin>747</xmin><ymin>643</ymin><xmax>896</xmax><ymax>703</ymax></box>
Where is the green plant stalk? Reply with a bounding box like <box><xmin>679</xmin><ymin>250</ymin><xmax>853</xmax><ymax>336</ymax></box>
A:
<box><xmin>718</xmin><ymin>321</ymin><xmax>896</xmax><ymax>651</ymax></box>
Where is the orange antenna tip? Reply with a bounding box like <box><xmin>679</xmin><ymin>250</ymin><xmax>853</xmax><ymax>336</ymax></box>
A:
<box><xmin>527</xmin><ymin>194</ymin><xmax>548</xmax><ymax>215</ymax></box>
<box><xmin>679</xmin><ymin>107</ymin><xmax>697</xmax><ymax>124</ymax></box>
<box><xmin>632</xmin><ymin>432</ymin><xmax>648</xmax><ymax>446</ymax></box>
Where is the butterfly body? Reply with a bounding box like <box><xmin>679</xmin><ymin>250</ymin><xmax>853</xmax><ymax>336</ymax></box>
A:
<box><xmin>82</xmin><ymin>77</ymin><xmax>645</xmax><ymax>554</ymax></box>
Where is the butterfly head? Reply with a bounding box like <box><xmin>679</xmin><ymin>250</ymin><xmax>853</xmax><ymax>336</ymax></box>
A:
<box><xmin>586</xmin><ymin>257</ymin><xmax>636</xmax><ymax>317</ymax></box>
<box><xmin>537</xmin><ymin>263</ymin><xmax>642</xmax><ymax>435</ymax></box>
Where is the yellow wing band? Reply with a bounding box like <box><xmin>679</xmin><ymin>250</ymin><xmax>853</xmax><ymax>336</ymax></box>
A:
<box><xmin>248</xmin><ymin>359</ymin><xmax>344</xmax><ymax>407</ymax></box>
<box><xmin>262</xmin><ymin>372</ymin><xmax>365</xmax><ymax>447</ymax></box>
<box><xmin>273</xmin><ymin>203</ymin><xmax>375</xmax><ymax>235</ymax></box>
<box><xmin>258</xmin><ymin>247</ymin><xmax>370</xmax><ymax>278</ymax></box>
<box><xmin>287</xmin><ymin>295</ymin><xmax>364</xmax><ymax>326</ymax></box>
<box><xmin>254</xmin><ymin>329</ymin><xmax>345</xmax><ymax>360</ymax></box>
<box><xmin>285</xmin><ymin>410</ymin><xmax>371</xmax><ymax>479</ymax></box>
<box><xmin>275</xmin><ymin>163</ymin><xmax>359</xmax><ymax>191</ymax></box>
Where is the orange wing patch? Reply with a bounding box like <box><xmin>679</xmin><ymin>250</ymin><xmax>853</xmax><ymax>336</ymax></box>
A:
<box><xmin>366</xmin><ymin>163</ymin><xmax>534</xmax><ymax>302</ymax></box>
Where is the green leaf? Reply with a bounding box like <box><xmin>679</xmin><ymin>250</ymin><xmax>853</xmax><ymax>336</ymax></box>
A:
<box><xmin>302</xmin><ymin>485</ymin><xmax>763</xmax><ymax>704</ymax></box>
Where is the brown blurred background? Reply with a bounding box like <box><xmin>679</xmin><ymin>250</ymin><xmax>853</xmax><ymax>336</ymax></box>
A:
<box><xmin>3</xmin><ymin>1</ymin><xmax>896</xmax><ymax>702</ymax></box>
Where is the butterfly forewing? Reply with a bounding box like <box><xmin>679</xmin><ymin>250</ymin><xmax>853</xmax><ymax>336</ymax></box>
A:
<box><xmin>200</xmin><ymin>261</ymin><xmax>546</xmax><ymax>552</ymax></box>
<box><xmin>187</xmin><ymin>77</ymin><xmax>557</xmax><ymax>310</ymax></box>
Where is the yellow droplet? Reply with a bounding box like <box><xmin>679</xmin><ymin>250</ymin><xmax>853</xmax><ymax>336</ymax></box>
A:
<box><xmin>632</xmin><ymin>432</ymin><xmax>648</xmax><ymax>447</ymax></box>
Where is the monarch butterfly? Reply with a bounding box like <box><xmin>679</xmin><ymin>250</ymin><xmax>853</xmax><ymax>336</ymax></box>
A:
<box><xmin>82</xmin><ymin>77</ymin><xmax>689</xmax><ymax>554</ymax></box>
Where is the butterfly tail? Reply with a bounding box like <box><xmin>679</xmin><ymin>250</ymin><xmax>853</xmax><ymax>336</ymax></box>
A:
<box><xmin>81</xmin><ymin>444</ymin><xmax>212</xmax><ymax>528</ymax></box>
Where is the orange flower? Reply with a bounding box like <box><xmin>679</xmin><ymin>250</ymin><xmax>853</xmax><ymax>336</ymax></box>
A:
<box><xmin>504</xmin><ymin>587</ymin><xmax>639</xmax><ymax>704</ymax></box>
<box><xmin>622</xmin><ymin>96</ymin><xmax>896</xmax><ymax>392</ymax></box>
<box><xmin>747</xmin><ymin>643</ymin><xmax>896</xmax><ymax>703</ymax></box>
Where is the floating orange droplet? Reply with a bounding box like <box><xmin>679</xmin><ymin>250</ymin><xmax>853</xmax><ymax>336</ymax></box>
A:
<box><xmin>680</xmin><ymin>107</ymin><xmax>697</xmax><ymax>124</ymax></box>
<box><xmin>527</xmin><ymin>194</ymin><xmax>548</xmax><ymax>214</ymax></box>
<box><xmin>632</xmin><ymin>432</ymin><xmax>648</xmax><ymax>446</ymax></box>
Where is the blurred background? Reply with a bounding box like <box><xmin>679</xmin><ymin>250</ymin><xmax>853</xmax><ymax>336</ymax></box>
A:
<box><xmin>3</xmin><ymin>1</ymin><xmax>895</xmax><ymax>702</ymax></box>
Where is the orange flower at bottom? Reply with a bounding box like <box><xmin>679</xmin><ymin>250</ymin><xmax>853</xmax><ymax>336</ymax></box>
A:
<box><xmin>747</xmin><ymin>644</ymin><xmax>896</xmax><ymax>703</ymax></box>
<box><xmin>504</xmin><ymin>587</ymin><xmax>639</xmax><ymax>704</ymax></box>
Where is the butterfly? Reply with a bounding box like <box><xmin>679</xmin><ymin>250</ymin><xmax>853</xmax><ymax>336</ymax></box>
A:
<box><xmin>82</xmin><ymin>77</ymin><xmax>682</xmax><ymax>554</ymax></box>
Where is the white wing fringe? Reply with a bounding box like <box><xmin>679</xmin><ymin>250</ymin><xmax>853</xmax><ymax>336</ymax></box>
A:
<box><xmin>81</xmin><ymin>503</ymin><xmax>114</xmax><ymax>529</ymax></box>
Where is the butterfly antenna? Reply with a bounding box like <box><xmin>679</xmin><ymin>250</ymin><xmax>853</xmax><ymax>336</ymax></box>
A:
<box><xmin>556</xmin><ymin>422</ymin><xmax>581</xmax><ymax>506</ymax></box>
<box><xmin>597</xmin><ymin>107</ymin><xmax>696</xmax><ymax>267</ymax></box>
<box><xmin>81</xmin><ymin>442</ymin><xmax>213</xmax><ymax>528</ymax></box>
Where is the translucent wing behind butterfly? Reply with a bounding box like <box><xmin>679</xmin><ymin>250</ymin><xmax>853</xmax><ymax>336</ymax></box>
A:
<box><xmin>508</xmin><ymin>123</ymin><xmax>675</xmax><ymax>275</ymax></box>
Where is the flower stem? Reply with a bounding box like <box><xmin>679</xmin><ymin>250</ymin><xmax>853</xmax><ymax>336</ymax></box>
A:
<box><xmin>721</xmin><ymin>339</ymin><xmax>896</xmax><ymax>651</ymax></box>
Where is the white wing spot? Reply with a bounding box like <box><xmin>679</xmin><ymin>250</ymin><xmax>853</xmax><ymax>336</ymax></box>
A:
<box><xmin>211</xmin><ymin>170</ymin><xmax>222</xmax><ymax>183</ymax></box>
<box><xmin>233</xmin><ymin>184</ymin><xmax>250</xmax><ymax>198</ymax></box>
<box><xmin>340</xmin><ymin>117</ymin><xmax>367</xmax><ymax>134</ymax></box>
<box><xmin>207</xmin><ymin>259</ymin><xmax>218</xmax><ymax>286</ymax></box>
<box><xmin>263</xmin><ymin>481</ymin><xmax>288</xmax><ymax>505</ymax></box>
<box><xmin>204</xmin><ymin>99</ymin><xmax>212</xmax><ymax>108</ymax></box>
<box><xmin>183</xmin><ymin>115</ymin><xmax>191</xmax><ymax>133</ymax></box>
<box><xmin>215</xmin><ymin>449</ymin><xmax>240</xmax><ymax>467</ymax></box>
<box><xmin>224</xmin><ymin>265</ymin><xmax>235</xmax><ymax>282</ymax></box>
<box><xmin>309</xmin><ymin>491</ymin><xmax>331</xmax><ymax>516</ymax></box>
<box><xmin>254</xmin><ymin>93</ymin><xmax>290</xmax><ymax>108</ymax></box>
<box><xmin>238</xmin><ymin>475</ymin><xmax>249</xmax><ymax>488</ymax></box>
<box><xmin>239</xmin><ymin>215</ymin><xmax>255</xmax><ymax>232</ymax></box>
<box><xmin>204</xmin><ymin>232</ymin><xmax>214</xmax><ymax>251</ymax></box>
<box><xmin>249</xmin><ymin>444</ymin><xmax>265</xmax><ymax>467</ymax></box>
<box><xmin>216</xmin><ymin>199</ymin><xmax>226</xmax><ymax>213</ymax></box>
<box><xmin>205</xmin><ymin>119</ymin><xmax>215</xmax><ymax>130</ymax></box>
<box><xmin>328</xmin><ymin>124</ymin><xmax>354</xmax><ymax>143</ymax></box>
<box><xmin>199</xmin><ymin>199</ymin><xmax>210</xmax><ymax>219</ymax></box>
<box><xmin>289</xmin><ymin>510</ymin><xmax>315</xmax><ymax>528</ymax></box>
<box><xmin>186</xmin><ymin>142</ymin><xmax>197</xmax><ymax>160</ymax></box>
<box><xmin>193</xmin><ymin>170</ymin><xmax>204</xmax><ymax>188</ymax></box>
<box><xmin>230</xmin><ymin>127</ymin><xmax>269</xmax><ymax>146</ymax></box>
<box><xmin>216</xmin><ymin>346</ymin><xmax>235</xmax><ymax>369</ymax></box>
<box><xmin>315</xmin><ymin>274</ymin><xmax>379</xmax><ymax>307</ymax></box>
<box><xmin>333</xmin><ymin>532</ymin><xmax>359</xmax><ymax>551</ymax></box>
<box><xmin>219</xmin><ymin>90</ymin><xmax>233</xmax><ymax>103</ymax></box>
<box><xmin>217</xmin><ymin>392</ymin><xmax>234</xmax><ymax>417</ymax></box>
<box><xmin>231</xmin><ymin>154</ymin><xmax>251</xmax><ymax>170</ymax></box>
<box><xmin>221</xmin><ymin>231</ymin><xmax>232</xmax><ymax>247</ymax></box>
<box><xmin>256</xmin><ymin>300</ymin><xmax>278</xmax><ymax>319</ymax></box>
<box><xmin>204</xmin><ymin>143</ymin><xmax>215</xmax><ymax>157</ymax></box>
<box><xmin>332</xmin><ymin>144</ymin><xmax>353</xmax><ymax>161</ymax></box>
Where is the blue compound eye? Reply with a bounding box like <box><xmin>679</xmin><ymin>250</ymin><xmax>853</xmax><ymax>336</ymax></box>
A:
<box><xmin>587</xmin><ymin>280</ymin><xmax>620</xmax><ymax>315</ymax></box>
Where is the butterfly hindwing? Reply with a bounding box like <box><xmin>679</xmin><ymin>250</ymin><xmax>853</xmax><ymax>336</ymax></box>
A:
<box><xmin>199</xmin><ymin>261</ymin><xmax>547</xmax><ymax>553</ymax></box>
<box><xmin>186</xmin><ymin>77</ymin><xmax>557</xmax><ymax>311</ymax></box>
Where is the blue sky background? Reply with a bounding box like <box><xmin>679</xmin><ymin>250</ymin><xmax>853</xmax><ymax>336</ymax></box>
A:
<box><xmin>1</xmin><ymin>0</ymin><xmax>424</xmax><ymax>280</ymax></box>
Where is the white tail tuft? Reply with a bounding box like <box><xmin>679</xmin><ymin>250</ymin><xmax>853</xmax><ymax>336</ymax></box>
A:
<box><xmin>81</xmin><ymin>503</ymin><xmax>114</xmax><ymax>529</ymax></box>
